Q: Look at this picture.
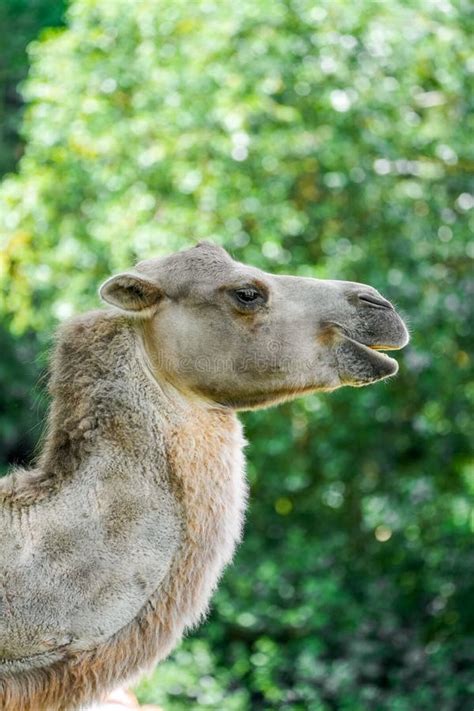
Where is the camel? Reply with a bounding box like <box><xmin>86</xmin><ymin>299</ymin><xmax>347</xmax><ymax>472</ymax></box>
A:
<box><xmin>0</xmin><ymin>242</ymin><xmax>409</xmax><ymax>710</ymax></box>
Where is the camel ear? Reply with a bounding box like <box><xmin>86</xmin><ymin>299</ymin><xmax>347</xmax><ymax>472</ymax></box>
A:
<box><xmin>99</xmin><ymin>273</ymin><xmax>163</xmax><ymax>315</ymax></box>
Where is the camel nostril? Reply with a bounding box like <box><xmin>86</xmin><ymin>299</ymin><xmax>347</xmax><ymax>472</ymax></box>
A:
<box><xmin>358</xmin><ymin>293</ymin><xmax>394</xmax><ymax>310</ymax></box>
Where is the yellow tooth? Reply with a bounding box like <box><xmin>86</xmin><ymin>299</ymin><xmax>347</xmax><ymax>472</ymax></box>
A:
<box><xmin>368</xmin><ymin>345</ymin><xmax>398</xmax><ymax>351</ymax></box>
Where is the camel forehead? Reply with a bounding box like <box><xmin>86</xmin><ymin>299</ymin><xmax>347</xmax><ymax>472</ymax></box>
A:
<box><xmin>136</xmin><ymin>242</ymin><xmax>262</xmax><ymax>294</ymax></box>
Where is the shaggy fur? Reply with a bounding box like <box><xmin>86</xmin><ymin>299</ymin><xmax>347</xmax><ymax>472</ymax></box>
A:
<box><xmin>0</xmin><ymin>243</ymin><xmax>408</xmax><ymax>710</ymax></box>
<box><xmin>0</xmin><ymin>311</ymin><xmax>246</xmax><ymax>710</ymax></box>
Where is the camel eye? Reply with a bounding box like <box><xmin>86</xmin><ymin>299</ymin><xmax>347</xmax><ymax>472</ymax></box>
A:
<box><xmin>233</xmin><ymin>287</ymin><xmax>263</xmax><ymax>306</ymax></box>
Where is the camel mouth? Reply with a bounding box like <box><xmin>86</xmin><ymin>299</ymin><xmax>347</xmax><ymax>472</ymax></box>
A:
<box><xmin>335</xmin><ymin>332</ymin><xmax>407</xmax><ymax>387</ymax></box>
<box><xmin>351</xmin><ymin>337</ymin><xmax>400</xmax><ymax>371</ymax></box>
<box><xmin>364</xmin><ymin>342</ymin><xmax>403</xmax><ymax>367</ymax></box>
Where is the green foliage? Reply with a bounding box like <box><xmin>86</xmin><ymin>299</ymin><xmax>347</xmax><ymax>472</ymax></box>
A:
<box><xmin>0</xmin><ymin>0</ymin><xmax>64</xmax><ymax>176</ymax></box>
<box><xmin>1</xmin><ymin>0</ymin><xmax>473</xmax><ymax>708</ymax></box>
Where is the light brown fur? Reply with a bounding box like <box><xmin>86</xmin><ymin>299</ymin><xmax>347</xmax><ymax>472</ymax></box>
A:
<box><xmin>0</xmin><ymin>243</ymin><xmax>408</xmax><ymax>710</ymax></box>
<box><xmin>1</xmin><ymin>410</ymin><xmax>246</xmax><ymax>711</ymax></box>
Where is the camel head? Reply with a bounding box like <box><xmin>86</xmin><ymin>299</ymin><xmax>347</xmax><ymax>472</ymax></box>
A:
<box><xmin>100</xmin><ymin>242</ymin><xmax>409</xmax><ymax>409</ymax></box>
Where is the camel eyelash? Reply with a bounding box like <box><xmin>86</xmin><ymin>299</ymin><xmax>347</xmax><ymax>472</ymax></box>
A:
<box><xmin>226</xmin><ymin>280</ymin><xmax>270</xmax><ymax>309</ymax></box>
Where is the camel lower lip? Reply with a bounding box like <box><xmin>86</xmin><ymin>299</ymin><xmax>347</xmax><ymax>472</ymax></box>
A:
<box><xmin>341</xmin><ymin>334</ymin><xmax>400</xmax><ymax>376</ymax></box>
<box><xmin>355</xmin><ymin>341</ymin><xmax>398</xmax><ymax>365</ymax></box>
<box><xmin>370</xmin><ymin>349</ymin><xmax>398</xmax><ymax>365</ymax></box>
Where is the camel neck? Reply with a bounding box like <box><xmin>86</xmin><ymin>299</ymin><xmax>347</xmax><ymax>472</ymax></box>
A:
<box><xmin>2</xmin><ymin>310</ymin><xmax>234</xmax><ymax>507</ymax></box>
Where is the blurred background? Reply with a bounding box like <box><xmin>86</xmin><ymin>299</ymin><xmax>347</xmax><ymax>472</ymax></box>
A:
<box><xmin>0</xmin><ymin>0</ymin><xmax>473</xmax><ymax>709</ymax></box>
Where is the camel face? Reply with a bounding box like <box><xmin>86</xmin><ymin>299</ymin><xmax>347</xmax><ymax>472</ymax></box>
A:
<box><xmin>100</xmin><ymin>242</ymin><xmax>409</xmax><ymax>409</ymax></box>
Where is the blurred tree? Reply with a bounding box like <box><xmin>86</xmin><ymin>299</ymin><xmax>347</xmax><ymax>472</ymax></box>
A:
<box><xmin>0</xmin><ymin>0</ymin><xmax>65</xmax><ymax>176</ymax></box>
<box><xmin>0</xmin><ymin>0</ymin><xmax>65</xmax><ymax>471</ymax></box>
<box><xmin>0</xmin><ymin>0</ymin><xmax>473</xmax><ymax>709</ymax></box>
